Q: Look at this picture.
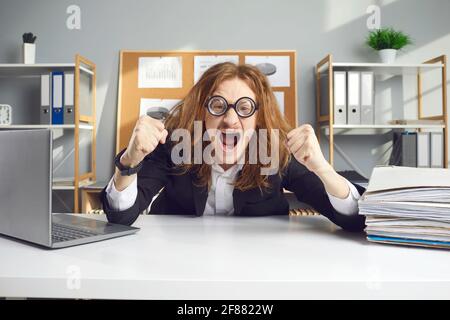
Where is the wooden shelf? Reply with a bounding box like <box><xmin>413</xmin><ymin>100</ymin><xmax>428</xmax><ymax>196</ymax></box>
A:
<box><xmin>53</xmin><ymin>179</ymin><xmax>96</xmax><ymax>190</ymax></box>
<box><xmin>332</xmin><ymin>62</ymin><xmax>444</xmax><ymax>68</ymax></box>
<box><xmin>315</xmin><ymin>54</ymin><xmax>448</xmax><ymax>168</ymax></box>
<box><xmin>0</xmin><ymin>124</ymin><xmax>94</xmax><ymax>130</ymax></box>
<box><xmin>0</xmin><ymin>55</ymin><xmax>97</xmax><ymax>213</ymax></box>
<box><xmin>0</xmin><ymin>63</ymin><xmax>94</xmax><ymax>76</ymax></box>
<box><xmin>321</xmin><ymin>124</ymin><xmax>446</xmax><ymax>135</ymax></box>
<box><xmin>331</xmin><ymin>62</ymin><xmax>443</xmax><ymax>75</ymax></box>
<box><xmin>327</xmin><ymin>124</ymin><xmax>445</xmax><ymax>129</ymax></box>
<box><xmin>80</xmin><ymin>181</ymin><xmax>107</xmax><ymax>213</ymax></box>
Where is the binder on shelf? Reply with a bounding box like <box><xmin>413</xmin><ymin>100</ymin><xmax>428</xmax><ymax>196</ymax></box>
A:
<box><xmin>333</xmin><ymin>71</ymin><xmax>347</xmax><ymax>125</ymax></box>
<box><xmin>360</xmin><ymin>71</ymin><xmax>374</xmax><ymax>125</ymax></box>
<box><xmin>390</xmin><ymin>131</ymin><xmax>419</xmax><ymax>167</ymax></box>
<box><xmin>51</xmin><ymin>71</ymin><xmax>64</xmax><ymax>125</ymax></box>
<box><xmin>416</xmin><ymin>132</ymin><xmax>430</xmax><ymax>168</ymax></box>
<box><xmin>347</xmin><ymin>71</ymin><xmax>361</xmax><ymax>125</ymax></box>
<box><xmin>430</xmin><ymin>132</ymin><xmax>444</xmax><ymax>168</ymax></box>
<box><xmin>64</xmin><ymin>72</ymin><xmax>74</xmax><ymax>125</ymax></box>
<box><xmin>401</xmin><ymin>132</ymin><xmax>417</xmax><ymax>167</ymax></box>
<box><xmin>40</xmin><ymin>73</ymin><xmax>52</xmax><ymax>124</ymax></box>
<box><xmin>389</xmin><ymin>131</ymin><xmax>402</xmax><ymax>166</ymax></box>
<box><xmin>319</xmin><ymin>72</ymin><xmax>329</xmax><ymax>117</ymax></box>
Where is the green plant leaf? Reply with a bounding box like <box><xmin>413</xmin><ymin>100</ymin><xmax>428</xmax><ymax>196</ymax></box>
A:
<box><xmin>365</xmin><ymin>27</ymin><xmax>412</xmax><ymax>50</ymax></box>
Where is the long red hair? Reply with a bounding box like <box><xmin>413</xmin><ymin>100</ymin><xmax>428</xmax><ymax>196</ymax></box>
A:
<box><xmin>165</xmin><ymin>62</ymin><xmax>292</xmax><ymax>191</ymax></box>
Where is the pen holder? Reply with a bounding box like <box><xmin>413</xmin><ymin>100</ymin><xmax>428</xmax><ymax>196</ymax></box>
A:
<box><xmin>23</xmin><ymin>43</ymin><xmax>36</xmax><ymax>64</ymax></box>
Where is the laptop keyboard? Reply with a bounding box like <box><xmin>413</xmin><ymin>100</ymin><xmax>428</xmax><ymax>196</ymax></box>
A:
<box><xmin>52</xmin><ymin>223</ymin><xmax>99</xmax><ymax>243</ymax></box>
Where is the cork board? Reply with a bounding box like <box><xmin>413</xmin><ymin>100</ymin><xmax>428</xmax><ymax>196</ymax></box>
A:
<box><xmin>116</xmin><ymin>50</ymin><xmax>297</xmax><ymax>153</ymax></box>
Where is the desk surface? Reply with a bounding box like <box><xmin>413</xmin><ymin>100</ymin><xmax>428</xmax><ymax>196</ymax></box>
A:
<box><xmin>1</xmin><ymin>214</ymin><xmax>449</xmax><ymax>299</ymax></box>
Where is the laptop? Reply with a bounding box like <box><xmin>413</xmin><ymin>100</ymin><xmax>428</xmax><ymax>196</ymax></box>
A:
<box><xmin>0</xmin><ymin>129</ymin><xmax>139</xmax><ymax>248</ymax></box>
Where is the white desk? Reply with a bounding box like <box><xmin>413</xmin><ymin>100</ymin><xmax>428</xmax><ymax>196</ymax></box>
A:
<box><xmin>1</xmin><ymin>214</ymin><xmax>449</xmax><ymax>299</ymax></box>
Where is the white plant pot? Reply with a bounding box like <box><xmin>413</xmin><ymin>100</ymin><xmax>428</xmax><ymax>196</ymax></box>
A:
<box><xmin>23</xmin><ymin>43</ymin><xmax>36</xmax><ymax>64</ymax></box>
<box><xmin>378</xmin><ymin>49</ymin><xmax>397</xmax><ymax>64</ymax></box>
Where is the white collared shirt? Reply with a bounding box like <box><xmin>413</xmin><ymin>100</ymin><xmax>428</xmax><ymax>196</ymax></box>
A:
<box><xmin>203</xmin><ymin>163</ymin><xmax>243</xmax><ymax>216</ymax></box>
<box><xmin>106</xmin><ymin>166</ymin><xmax>360</xmax><ymax>215</ymax></box>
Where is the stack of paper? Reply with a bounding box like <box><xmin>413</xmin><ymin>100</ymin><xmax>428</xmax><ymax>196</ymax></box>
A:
<box><xmin>358</xmin><ymin>166</ymin><xmax>450</xmax><ymax>249</ymax></box>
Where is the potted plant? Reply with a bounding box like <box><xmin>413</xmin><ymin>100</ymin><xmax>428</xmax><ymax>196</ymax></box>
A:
<box><xmin>22</xmin><ymin>32</ymin><xmax>37</xmax><ymax>64</ymax></box>
<box><xmin>366</xmin><ymin>27</ymin><xmax>412</xmax><ymax>63</ymax></box>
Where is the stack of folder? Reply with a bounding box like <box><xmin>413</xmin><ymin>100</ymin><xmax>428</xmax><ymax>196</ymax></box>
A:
<box><xmin>358</xmin><ymin>166</ymin><xmax>450</xmax><ymax>249</ymax></box>
<box><xmin>329</xmin><ymin>70</ymin><xmax>375</xmax><ymax>125</ymax></box>
<box><xmin>40</xmin><ymin>71</ymin><xmax>74</xmax><ymax>125</ymax></box>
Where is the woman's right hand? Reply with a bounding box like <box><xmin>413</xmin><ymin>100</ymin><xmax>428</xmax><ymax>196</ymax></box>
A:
<box><xmin>120</xmin><ymin>115</ymin><xmax>168</xmax><ymax>168</ymax></box>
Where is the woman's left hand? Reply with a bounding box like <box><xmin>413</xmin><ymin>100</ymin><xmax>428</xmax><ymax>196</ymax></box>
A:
<box><xmin>287</xmin><ymin>124</ymin><xmax>351</xmax><ymax>199</ymax></box>
<box><xmin>287</xmin><ymin>124</ymin><xmax>331</xmax><ymax>174</ymax></box>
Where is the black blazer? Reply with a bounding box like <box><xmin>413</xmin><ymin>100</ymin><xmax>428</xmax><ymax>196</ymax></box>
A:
<box><xmin>101</xmin><ymin>142</ymin><xmax>366</xmax><ymax>232</ymax></box>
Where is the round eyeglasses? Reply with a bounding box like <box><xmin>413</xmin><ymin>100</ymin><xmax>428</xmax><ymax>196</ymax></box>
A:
<box><xmin>205</xmin><ymin>95</ymin><xmax>258</xmax><ymax>118</ymax></box>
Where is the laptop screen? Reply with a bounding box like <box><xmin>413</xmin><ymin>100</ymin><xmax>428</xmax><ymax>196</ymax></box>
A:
<box><xmin>0</xmin><ymin>129</ymin><xmax>52</xmax><ymax>246</ymax></box>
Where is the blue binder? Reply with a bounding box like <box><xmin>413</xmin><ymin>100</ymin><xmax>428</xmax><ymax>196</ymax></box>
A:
<box><xmin>368</xmin><ymin>235</ymin><xmax>450</xmax><ymax>248</ymax></box>
<box><xmin>51</xmin><ymin>71</ymin><xmax>64</xmax><ymax>125</ymax></box>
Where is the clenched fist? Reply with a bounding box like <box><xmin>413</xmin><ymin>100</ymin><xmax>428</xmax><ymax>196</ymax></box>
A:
<box><xmin>287</xmin><ymin>124</ymin><xmax>329</xmax><ymax>173</ymax></box>
<box><xmin>120</xmin><ymin>115</ymin><xmax>168</xmax><ymax>168</ymax></box>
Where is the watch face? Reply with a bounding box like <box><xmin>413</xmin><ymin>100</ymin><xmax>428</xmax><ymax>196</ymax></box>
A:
<box><xmin>0</xmin><ymin>104</ymin><xmax>12</xmax><ymax>125</ymax></box>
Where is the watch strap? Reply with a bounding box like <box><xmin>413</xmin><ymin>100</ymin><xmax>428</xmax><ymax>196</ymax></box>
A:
<box><xmin>114</xmin><ymin>149</ymin><xmax>143</xmax><ymax>176</ymax></box>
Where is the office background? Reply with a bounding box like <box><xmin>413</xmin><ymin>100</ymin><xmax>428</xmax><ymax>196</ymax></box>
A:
<box><xmin>0</xmin><ymin>0</ymin><xmax>449</xmax><ymax>209</ymax></box>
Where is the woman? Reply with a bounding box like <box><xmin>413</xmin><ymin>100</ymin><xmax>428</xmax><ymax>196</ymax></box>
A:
<box><xmin>101</xmin><ymin>62</ymin><xmax>365</xmax><ymax>231</ymax></box>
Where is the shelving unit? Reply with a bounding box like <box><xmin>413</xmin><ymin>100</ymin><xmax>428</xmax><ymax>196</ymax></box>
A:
<box><xmin>0</xmin><ymin>124</ymin><xmax>94</xmax><ymax>130</ymax></box>
<box><xmin>0</xmin><ymin>54</ymin><xmax>97</xmax><ymax>212</ymax></box>
<box><xmin>315</xmin><ymin>54</ymin><xmax>448</xmax><ymax>170</ymax></box>
<box><xmin>322</xmin><ymin>124</ymin><xmax>446</xmax><ymax>136</ymax></box>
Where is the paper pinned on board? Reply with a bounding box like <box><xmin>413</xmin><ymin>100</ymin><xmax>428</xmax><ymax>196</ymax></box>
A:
<box><xmin>138</xmin><ymin>57</ymin><xmax>183</xmax><ymax>88</ymax></box>
<box><xmin>245</xmin><ymin>56</ymin><xmax>290</xmax><ymax>87</ymax></box>
<box><xmin>273</xmin><ymin>91</ymin><xmax>285</xmax><ymax>115</ymax></box>
<box><xmin>194</xmin><ymin>55</ymin><xmax>239</xmax><ymax>83</ymax></box>
<box><xmin>139</xmin><ymin>98</ymin><xmax>181</xmax><ymax>117</ymax></box>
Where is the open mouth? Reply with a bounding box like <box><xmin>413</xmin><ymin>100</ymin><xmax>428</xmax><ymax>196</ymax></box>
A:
<box><xmin>219</xmin><ymin>131</ymin><xmax>241</xmax><ymax>151</ymax></box>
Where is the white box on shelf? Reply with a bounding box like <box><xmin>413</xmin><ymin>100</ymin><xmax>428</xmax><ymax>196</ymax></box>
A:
<box><xmin>430</xmin><ymin>132</ymin><xmax>444</xmax><ymax>168</ymax></box>
<box><xmin>360</xmin><ymin>71</ymin><xmax>374</xmax><ymax>125</ymax></box>
<box><xmin>347</xmin><ymin>71</ymin><xmax>361</xmax><ymax>125</ymax></box>
<box><xmin>333</xmin><ymin>71</ymin><xmax>347</xmax><ymax>125</ymax></box>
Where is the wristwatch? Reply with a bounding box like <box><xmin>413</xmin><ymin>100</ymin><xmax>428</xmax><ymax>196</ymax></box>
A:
<box><xmin>114</xmin><ymin>149</ymin><xmax>144</xmax><ymax>176</ymax></box>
